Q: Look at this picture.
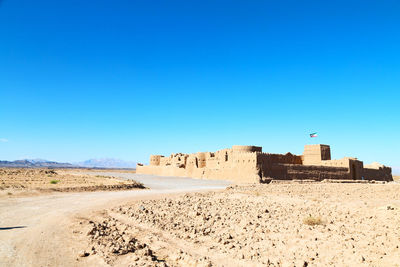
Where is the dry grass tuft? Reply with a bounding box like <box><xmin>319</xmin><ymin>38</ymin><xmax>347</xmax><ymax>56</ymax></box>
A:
<box><xmin>303</xmin><ymin>215</ymin><xmax>324</xmax><ymax>226</ymax></box>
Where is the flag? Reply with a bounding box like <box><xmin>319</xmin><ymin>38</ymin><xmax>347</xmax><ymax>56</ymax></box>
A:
<box><xmin>310</xmin><ymin>132</ymin><xmax>318</xmax><ymax>138</ymax></box>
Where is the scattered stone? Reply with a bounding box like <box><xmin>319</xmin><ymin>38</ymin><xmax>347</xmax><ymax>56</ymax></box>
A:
<box><xmin>80</xmin><ymin>183</ymin><xmax>400</xmax><ymax>266</ymax></box>
<box><xmin>78</xmin><ymin>250</ymin><xmax>90</xmax><ymax>257</ymax></box>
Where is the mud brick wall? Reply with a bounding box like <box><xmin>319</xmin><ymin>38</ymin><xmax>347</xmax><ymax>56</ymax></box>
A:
<box><xmin>363</xmin><ymin>167</ymin><xmax>393</xmax><ymax>182</ymax></box>
<box><xmin>266</xmin><ymin>164</ymin><xmax>350</xmax><ymax>181</ymax></box>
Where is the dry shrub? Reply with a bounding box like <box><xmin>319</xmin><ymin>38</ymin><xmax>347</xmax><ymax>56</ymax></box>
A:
<box><xmin>303</xmin><ymin>215</ymin><xmax>324</xmax><ymax>226</ymax></box>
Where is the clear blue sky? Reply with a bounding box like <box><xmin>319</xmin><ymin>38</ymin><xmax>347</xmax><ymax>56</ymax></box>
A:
<box><xmin>0</xmin><ymin>0</ymin><xmax>399</xmax><ymax>169</ymax></box>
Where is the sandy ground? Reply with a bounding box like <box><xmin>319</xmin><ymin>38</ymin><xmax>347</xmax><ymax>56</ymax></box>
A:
<box><xmin>0</xmin><ymin>168</ymin><xmax>144</xmax><ymax>197</ymax></box>
<box><xmin>1</xmin><ymin>171</ymin><xmax>400</xmax><ymax>266</ymax></box>
<box><xmin>0</xmin><ymin>173</ymin><xmax>230</xmax><ymax>267</ymax></box>
<box><xmin>78</xmin><ymin>182</ymin><xmax>400</xmax><ymax>267</ymax></box>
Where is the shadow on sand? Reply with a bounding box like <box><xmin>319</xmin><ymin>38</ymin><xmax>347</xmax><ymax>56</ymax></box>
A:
<box><xmin>0</xmin><ymin>226</ymin><xmax>27</xmax><ymax>230</ymax></box>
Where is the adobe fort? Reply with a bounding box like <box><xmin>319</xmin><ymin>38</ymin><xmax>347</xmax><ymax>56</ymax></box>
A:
<box><xmin>136</xmin><ymin>144</ymin><xmax>393</xmax><ymax>183</ymax></box>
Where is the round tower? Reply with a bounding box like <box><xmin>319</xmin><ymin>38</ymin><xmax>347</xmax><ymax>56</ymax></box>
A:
<box><xmin>232</xmin><ymin>145</ymin><xmax>262</xmax><ymax>153</ymax></box>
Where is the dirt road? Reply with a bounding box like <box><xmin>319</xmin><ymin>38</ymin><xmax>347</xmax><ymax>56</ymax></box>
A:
<box><xmin>0</xmin><ymin>173</ymin><xmax>230</xmax><ymax>266</ymax></box>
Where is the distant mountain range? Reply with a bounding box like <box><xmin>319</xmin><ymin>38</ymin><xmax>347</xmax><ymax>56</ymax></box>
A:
<box><xmin>0</xmin><ymin>158</ymin><xmax>137</xmax><ymax>169</ymax></box>
<box><xmin>74</xmin><ymin>158</ymin><xmax>137</xmax><ymax>168</ymax></box>
<box><xmin>0</xmin><ymin>159</ymin><xmax>74</xmax><ymax>168</ymax></box>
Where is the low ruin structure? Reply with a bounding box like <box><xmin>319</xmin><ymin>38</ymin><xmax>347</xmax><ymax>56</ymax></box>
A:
<box><xmin>136</xmin><ymin>145</ymin><xmax>393</xmax><ymax>183</ymax></box>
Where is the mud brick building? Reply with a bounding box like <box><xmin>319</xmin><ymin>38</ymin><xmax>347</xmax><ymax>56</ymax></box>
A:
<box><xmin>136</xmin><ymin>145</ymin><xmax>392</xmax><ymax>183</ymax></box>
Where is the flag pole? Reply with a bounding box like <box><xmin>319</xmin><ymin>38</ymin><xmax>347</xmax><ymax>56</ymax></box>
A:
<box><xmin>309</xmin><ymin>132</ymin><xmax>318</xmax><ymax>145</ymax></box>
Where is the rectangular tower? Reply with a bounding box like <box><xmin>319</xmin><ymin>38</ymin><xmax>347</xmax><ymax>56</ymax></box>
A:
<box><xmin>303</xmin><ymin>144</ymin><xmax>331</xmax><ymax>165</ymax></box>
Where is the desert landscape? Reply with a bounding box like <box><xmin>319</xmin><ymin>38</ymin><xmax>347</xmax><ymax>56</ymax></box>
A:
<box><xmin>2</xmin><ymin>0</ymin><xmax>399</xmax><ymax>266</ymax></box>
<box><xmin>1</xmin><ymin>169</ymin><xmax>400</xmax><ymax>266</ymax></box>
<box><xmin>0</xmin><ymin>168</ymin><xmax>144</xmax><ymax>197</ymax></box>
<box><xmin>70</xmin><ymin>180</ymin><xmax>400</xmax><ymax>266</ymax></box>
<box><xmin>1</xmin><ymin>156</ymin><xmax>399</xmax><ymax>267</ymax></box>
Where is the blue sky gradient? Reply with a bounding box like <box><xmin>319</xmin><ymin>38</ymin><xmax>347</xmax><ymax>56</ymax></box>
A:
<box><xmin>0</xmin><ymin>0</ymin><xmax>399</xmax><ymax>169</ymax></box>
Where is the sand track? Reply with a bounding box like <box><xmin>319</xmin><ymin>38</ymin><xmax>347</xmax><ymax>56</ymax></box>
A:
<box><xmin>0</xmin><ymin>173</ymin><xmax>230</xmax><ymax>266</ymax></box>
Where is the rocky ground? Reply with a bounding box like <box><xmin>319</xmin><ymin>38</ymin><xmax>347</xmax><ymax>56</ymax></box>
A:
<box><xmin>76</xmin><ymin>182</ymin><xmax>400</xmax><ymax>266</ymax></box>
<box><xmin>0</xmin><ymin>168</ymin><xmax>144</xmax><ymax>197</ymax></box>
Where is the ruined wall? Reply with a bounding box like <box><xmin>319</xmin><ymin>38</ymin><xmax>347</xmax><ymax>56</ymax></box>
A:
<box><xmin>159</xmin><ymin>156</ymin><xmax>170</xmax><ymax>166</ymax></box>
<box><xmin>136</xmin><ymin>162</ymin><xmax>259</xmax><ymax>183</ymax></box>
<box><xmin>197</xmin><ymin>152</ymin><xmax>206</xmax><ymax>168</ymax></box>
<box><xmin>185</xmin><ymin>154</ymin><xmax>198</xmax><ymax>172</ymax></box>
<box><xmin>170</xmin><ymin>153</ymin><xmax>188</xmax><ymax>168</ymax></box>
<box><xmin>137</xmin><ymin>147</ymin><xmax>260</xmax><ymax>183</ymax></box>
<box><xmin>149</xmin><ymin>155</ymin><xmax>162</xmax><ymax>166</ymax></box>
<box><xmin>206</xmin><ymin>157</ymin><xmax>218</xmax><ymax>169</ymax></box>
